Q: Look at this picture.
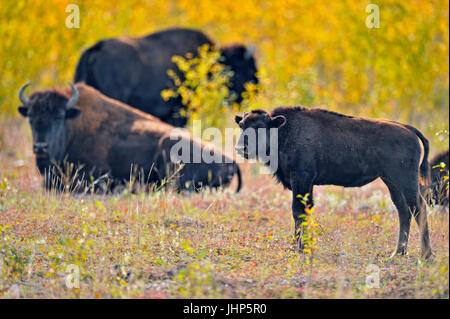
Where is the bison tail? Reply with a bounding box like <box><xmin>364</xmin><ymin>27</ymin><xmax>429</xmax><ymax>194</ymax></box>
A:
<box><xmin>235</xmin><ymin>164</ymin><xmax>242</xmax><ymax>192</ymax></box>
<box><xmin>405</xmin><ymin>124</ymin><xmax>430</xmax><ymax>185</ymax></box>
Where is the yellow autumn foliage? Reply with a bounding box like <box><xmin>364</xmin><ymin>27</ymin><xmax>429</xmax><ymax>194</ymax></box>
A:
<box><xmin>0</xmin><ymin>0</ymin><xmax>448</xmax><ymax>146</ymax></box>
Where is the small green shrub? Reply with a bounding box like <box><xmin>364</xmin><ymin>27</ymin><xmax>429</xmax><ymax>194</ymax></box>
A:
<box><xmin>162</xmin><ymin>44</ymin><xmax>237</xmax><ymax>131</ymax></box>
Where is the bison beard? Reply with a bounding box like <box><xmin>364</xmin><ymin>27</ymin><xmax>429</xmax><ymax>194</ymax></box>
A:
<box><xmin>235</xmin><ymin>107</ymin><xmax>433</xmax><ymax>259</ymax></box>
<box><xmin>18</xmin><ymin>82</ymin><xmax>241</xmax><ymax>193</ymax></box>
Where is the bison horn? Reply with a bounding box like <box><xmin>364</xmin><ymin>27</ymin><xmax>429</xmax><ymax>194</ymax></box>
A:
<box><xmin>66</xmin><ymin>82</ymin><xmax>79</xmax><ymax>109</ymax></box>
<box><xmin>245</xmin><ymin>43</ymin><xmax>256</xmax><ymax>60</ymax></box>
<box><xmin>243</xmin><ymin>112</ymin><xmax>248</xmax><ymax>117</ymax></box>
<box><xmin>19</xmin><ymin>82</ymin><xmax>31</xmax><ymax>106</ymax></box>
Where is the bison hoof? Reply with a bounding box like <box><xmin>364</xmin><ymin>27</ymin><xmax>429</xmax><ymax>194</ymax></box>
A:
<box><xmin>290</xmin><ymin>238</ymin><xmax>305</xmax><ymax>253</ymax></box>
<box><xmin>420</xmin><ymin>250</ymin><xmax>434</xmax><ymax>261</ymax></box>
<box><xmin>289</xmin><ymin>246</ymin><xmax>305</xmax><ymax>254</ymax></box>
<box><xmin>389</xmin><ymin>250</ymin><xmax>407</xmax><ymax>259</ymax></box>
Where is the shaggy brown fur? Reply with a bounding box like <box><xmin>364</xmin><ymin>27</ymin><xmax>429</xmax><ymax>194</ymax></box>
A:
<box><xmin>18</xmin><ymin>83</ymin><xmax>241</xmax><ymax>192</ymax></box>
<box><xmin>235</xmin><ymin>106</ymin><xmax>432</xmax><ymax>259</ymax></box>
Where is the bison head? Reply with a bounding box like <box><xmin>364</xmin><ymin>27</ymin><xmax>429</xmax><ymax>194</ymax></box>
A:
<box><xmin>220</xmin><ymin>44</ymin><xmax>258</xmax><ymax>102</ymax></box>
<box><xmin>234</xmin><ymin>110</ymin><xmax>286</xmax><ymax>160</ymax></box>
<box><xmin>18</xmin><ymin>82</ymin><xmax>81</xmax><ymax>169</ymax></box>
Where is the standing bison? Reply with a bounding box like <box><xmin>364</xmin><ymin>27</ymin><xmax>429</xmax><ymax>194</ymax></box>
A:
<box><xmin>17</xmin><ymin>82</ymin><xmax>241</xmax><ymax>193</ymax></box>
<box><xmin>74</xmin><ymin>27</ymin><xmax>258</xmax><ymax>127</ymax></box>
<box><xmin>235</xmin><ymin>107</ymin><xmax>432</xmax><ymax>259</ymax></box>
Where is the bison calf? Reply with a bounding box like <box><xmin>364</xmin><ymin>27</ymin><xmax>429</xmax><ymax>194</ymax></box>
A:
<box><xmin>18</xmin><ymin>82</ymin><xmax>241</xmax><ymax>193</ymax></box>
<box><xmin>235</xmin><ymin>107</ymin><xmax>432</xmax><ymax>259</ymax></box>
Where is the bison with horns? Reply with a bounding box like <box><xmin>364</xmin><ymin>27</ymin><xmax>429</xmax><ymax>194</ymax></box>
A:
<box><xmin>18</xmin><ymin>82</ymin><xmax>242</xmax><ymax>193</ymax></box>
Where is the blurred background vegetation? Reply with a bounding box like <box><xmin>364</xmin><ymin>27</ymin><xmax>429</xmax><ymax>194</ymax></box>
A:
<box><xmin>1</xmin><ymin>0</ymin><xmax>448</xmax><ymax>148</ymax></box>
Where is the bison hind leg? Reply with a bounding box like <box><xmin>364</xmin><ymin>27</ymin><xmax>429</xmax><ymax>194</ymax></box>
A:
<box><xmin>382</xmin><ymin>177</ymin><xmax>432</xmax><ymax>259</ymax></box>
<box><xmin>406</xmin><ymin>191</ymin><xmax>433</xmax><ymax>259</ymax></box>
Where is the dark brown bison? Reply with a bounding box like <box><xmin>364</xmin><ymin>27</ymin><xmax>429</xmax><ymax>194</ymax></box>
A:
<box><xmin>426</xmin><ymin>149</ymin><xmax>449</xmax><ymax>206</ymax></box>
<box><xmin>74</xmin><ymin>27</ymin><xmax>258</xmax><ymax>127</ymax></box>
<box><xmin>17</xmin><ymin>82</ymin><xmax>241</xmax><ymax>193</ymax></box>
<box><xmin>234</xmin><ymin>107</ymin><xmax>432</xmax><ymax>259</ymax></box>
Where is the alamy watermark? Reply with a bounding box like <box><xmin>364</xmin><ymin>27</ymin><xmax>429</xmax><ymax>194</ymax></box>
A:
<box><xmin>65</xmin><ymin>264</ymin><xmax>80</xmax><ymax>289</ymax></box>
<box><xmin>365</xmin><ymin>264</ymin><xmax>380</xmax><ymax>289</ymax></box>
<box><xmin>366</xmin><ymin>4</ymin><xmax>380</xmax><ymax>28</ymax></box>
<box><xmin>66</xmin><ymin>4</ymin><xmax>80</xmax><ymax>29</ymax></box>
<box><xmin>168</xmin><ymin>120</ymin><xmax>280</xmax><ymax>174</ymax></box>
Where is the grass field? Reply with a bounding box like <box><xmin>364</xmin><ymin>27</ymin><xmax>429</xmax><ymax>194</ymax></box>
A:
<box><xmin>0</xmin><ymin>0</ymin><xmax>448</xmax><ymax>299</ymax></box>
<box><xmin>0</xmin><ymin>119</ymin><xmax>448</xmax><ymax>299</ymax></box>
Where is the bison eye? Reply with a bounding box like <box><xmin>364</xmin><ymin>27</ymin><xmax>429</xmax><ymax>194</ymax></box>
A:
<box><xmin>65</xmin><ymin>108</ymin><xmax>82</xmax><ymax>119</ymax></box>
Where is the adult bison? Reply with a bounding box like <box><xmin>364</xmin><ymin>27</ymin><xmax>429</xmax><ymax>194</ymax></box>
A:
<box><xmin>74</xmin><ymin>27</ymin><xmax>258</xmax><ymax>127</ymax></box>
<box><xmin>234</xmin><ymin>107</ymin><xmax>432</xmax><ymax>259</ymax></box>
<box><xmin>17</xmin><ymin>82</ymin><xmax>241</xmax><ymax>193</ymax></box>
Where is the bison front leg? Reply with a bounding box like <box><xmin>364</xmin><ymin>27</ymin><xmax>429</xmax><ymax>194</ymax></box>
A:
<box><xmin>291</xmin><ymin>177</ymin><xmax>314</xmax><ymax>253</ymax></box>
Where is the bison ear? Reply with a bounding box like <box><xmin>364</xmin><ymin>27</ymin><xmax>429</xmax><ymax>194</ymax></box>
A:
<box><xmin>270</xmin><ymin>115</ymin><xmax>286</xmax><ymax>128</ymax></box>
<box><xmin>18</xmin><ymin>106</ymin><xmax>28</xmax><ymax>117</ymax></box>
<box><xmin>65</xmin><ymin>108</ymin><xmax>82</xmax><ymax>119</ymax></box>
<box><xmin>235</xmin><ymin>115</ymin><xmax>243</xmax><ymax>124</ymax></box>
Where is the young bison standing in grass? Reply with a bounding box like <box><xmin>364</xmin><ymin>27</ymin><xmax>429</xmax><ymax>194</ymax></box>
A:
<box><xmin>235</xmin><ymin>107</ymin><xmax>432</xmax><ymax>259</ymax></box>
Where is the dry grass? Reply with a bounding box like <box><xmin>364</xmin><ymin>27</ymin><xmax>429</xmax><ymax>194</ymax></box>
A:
<box><xmin>0</xmin><ymin>122</ymin><xmax>448</xmax><ymax>299</ymax></box>
<box><xmin>0</xmin><ymin>0</ymin><xmax>448</xmax><ymax>299</ymax></box>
